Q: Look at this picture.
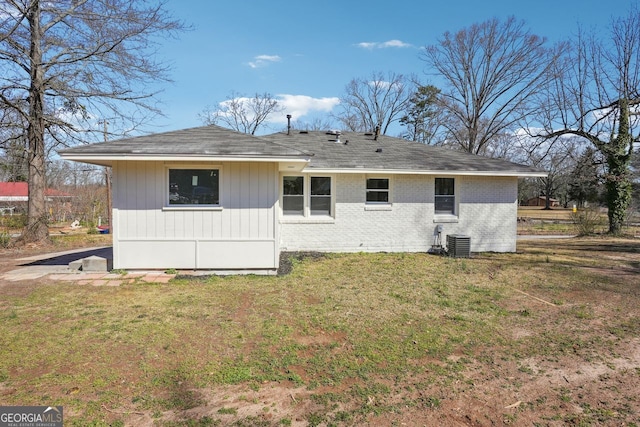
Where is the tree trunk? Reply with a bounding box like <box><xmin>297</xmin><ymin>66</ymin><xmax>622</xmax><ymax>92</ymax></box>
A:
<box><xmin>605</xmin><ymin>158</ymin><xmax>632</xmax><ymax>235</ymax></box>
<box><xmin>605</xmin><ymin>99</ymin><xmax>633</xmax><ymax>235</ymax></box>
<box><xmin>21</xmin><ymin>0</ymin><xmax>50</xmax><ymax>244</ymax></box>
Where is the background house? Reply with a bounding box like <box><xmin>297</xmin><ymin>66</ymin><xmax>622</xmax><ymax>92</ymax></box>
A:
<box><xmin>0</xmin><ymin>181</ymin><xmax>73</xmax><ymax>217</ymax></box>
<box><xmin>524</xmin><ymin>196</ymin><xmax>560</xmax><ymax>207</ymax></box>
<box><xmin>59</xmin><ymin>126</ymin><xmax>546</xmax><ymax>273</ymax></box>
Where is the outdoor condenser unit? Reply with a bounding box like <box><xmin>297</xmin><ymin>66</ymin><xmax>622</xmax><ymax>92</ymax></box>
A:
<box><xmin>446</xmin><ymin>234</ymin><xmax>471</xmax><ymax>258</ymax></box>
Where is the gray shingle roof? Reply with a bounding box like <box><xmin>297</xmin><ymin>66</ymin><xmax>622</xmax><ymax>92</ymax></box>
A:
<box><xmin>265</xmin><ymin>131</ymin><xmax>544</xmax><ymax>175</ymax></box>
<box><xmin>59</xmin><ymin>125</ymin><xmax>544</xmax><ymax>176</ymax></box>
<box><xmin>58</xmin><ymin>125</ymin><xmax>311</xmax><ymax>158</ymax></box>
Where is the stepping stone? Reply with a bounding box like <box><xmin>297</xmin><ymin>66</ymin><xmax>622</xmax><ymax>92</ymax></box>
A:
<box><xmin>82</xmin><ymin>256</ymin><xmax>108</xmax><ymax>272</ymax></box>
<box><xmin>68</xmin><ymin>259</ymin><xmax>83</xmax><ymax>271</ymax></box>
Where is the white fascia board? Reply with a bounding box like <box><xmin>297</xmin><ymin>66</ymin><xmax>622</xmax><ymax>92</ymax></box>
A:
<box><xmin>0</xmin><ymin>196</ymin><xmax>28</xmax><ymax>202</ymax></box>
<box><xmin>301</xmin><ymin>168</ymin><xmax>547</xmax><ymax>178</ymax></box>
<box><xmin>60</xmin><ymin>154</ymin><xmax>311</xmax><ymax>167</ymax></box>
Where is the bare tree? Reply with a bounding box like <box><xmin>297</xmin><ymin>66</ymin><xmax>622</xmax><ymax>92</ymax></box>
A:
<box><xmin>0</xmin><ymin>136</ymin><xmax>28</xmax><ymax>182</ymax></box>
<box><xmin>568</xmin><ymin>147</ymin><xmax>605</xmax><ymax>208</ymax></box>
<box><xmin>200</xmin><ymin>91</ymin><xmax>283</xmax><ymax>135</ymax></box>
<box><xmin>421</xmin><ymin>17</ymin><xmax>567</xmax><ymax>154</ymax></box>
<box><xmin>0</xmin><ymin>106</ymin><xmax>29</xmax><ymax>181</ymax></box>
<box><xmin>528</xmin><ymin>137</ymin><xmax>581</xmax><ymax>209</ymax></box>
<box><xmin>482</xmin><ymin>131</ymin><xmax>523</xmax><ymax>160</ymax></box>
<box><xmin>290</xmin><ymin>117</ymin><xmax>335</xmax><ymax>132</ymax></box>
<box><xmin>335</xmin><ymin>71</ymin><xmax>414</xmax><ymax>135</ymax></box>
<box><xmin>533</xmin><ymin>9</ymin><xmax>640</xmax><ymax>234</ymax></box>
<box><xmin>45</xmin><ymin>159</ymin><xmax>101</xmax><ymax>189</ymax></box>
<box><xmin>0</xmin><ymin>0</ymin><xmax>185</xmax><ymax>244</ymax></box>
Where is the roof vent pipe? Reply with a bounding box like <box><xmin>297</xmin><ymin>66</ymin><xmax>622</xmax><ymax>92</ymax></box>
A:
<box><xmin>286</xmin><ymin>114</ymin><xmax>292</xmax><ymax>135</ymax></box>
<box><xmin>374</xmin><ymin>125</ymin><xmax>380</xmax><ymax>141</ymax></box>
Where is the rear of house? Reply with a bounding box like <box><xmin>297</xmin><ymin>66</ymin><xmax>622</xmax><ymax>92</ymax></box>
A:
<box><xmin>111</xmin><ymin>160</ymin><xmax>281</xmax><ymax>271</ymax></box>
<box><xmin>60</xmin><ymin>126</ymin><xmax>545</xmax><ymax>273</ymax></box>
<box><xmin>266</xmin><ymin>130</ymin><xmax>532</xmax><ymax>255</ymax></box>
<box><xmin>278</xmin><ymin>173</ymin><xmax>518</xmax><ymax>253</ymax></box>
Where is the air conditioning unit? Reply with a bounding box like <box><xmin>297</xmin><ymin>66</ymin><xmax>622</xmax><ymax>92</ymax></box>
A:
<box><xmin>447</xmin><ymin>234</ymin><xmax>471</xmax><ymax>258</ymax></box>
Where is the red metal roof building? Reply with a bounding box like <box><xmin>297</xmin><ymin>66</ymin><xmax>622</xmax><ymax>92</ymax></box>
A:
<box><xmin>0</xmin><ymin>182</ymin><xmax>71</xmax><ymax>201</ymax></box>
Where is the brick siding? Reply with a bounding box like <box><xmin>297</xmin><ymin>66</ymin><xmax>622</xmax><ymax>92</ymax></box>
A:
<box><xmin>279</xmin><ymin>174</ymin><xmax>518</xmax><ymax>253</ymax></box>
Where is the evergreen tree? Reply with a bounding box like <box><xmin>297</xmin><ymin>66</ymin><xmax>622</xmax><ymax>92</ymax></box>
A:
<box><xmin>568</xmin><ymin>147</ymin><xmax>603</xmax><ymax>207</ymax></box>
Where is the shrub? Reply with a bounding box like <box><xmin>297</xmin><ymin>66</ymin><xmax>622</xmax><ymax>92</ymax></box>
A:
<box><xmin>0</xmin><ymin>230</ymin><xmax>11</xmax><ymax>248</ymax></box>
<box><xmin>571</xmin><ymin>207</ymin><xmax>604</xmax><ymax>235</ymax></box>
<box><xmin>0</xmin><ymin>214</ymin><xmax>27</xmax><ymax>229</ymax></box>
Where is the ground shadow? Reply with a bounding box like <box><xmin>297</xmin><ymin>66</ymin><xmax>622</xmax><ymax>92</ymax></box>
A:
<box><xmin>21</xmin><ymin>247</ymin><xmax>113</xmax><ymax>267</ymax></box>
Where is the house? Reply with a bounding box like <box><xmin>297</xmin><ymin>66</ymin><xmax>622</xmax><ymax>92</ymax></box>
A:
<box><xmin>0</xmin><ymin>181</ymin><xmax>72</xmax><ymax>215</ymax></box>
<box><xmin>59</xmin><ymin>125</ymin><xmax>546</xmax><ymax>273</ymax></box>
<box><xmin>524</xmin><ymin>196</ymin><xmax>560</xmax><ymax>207</ymax></box>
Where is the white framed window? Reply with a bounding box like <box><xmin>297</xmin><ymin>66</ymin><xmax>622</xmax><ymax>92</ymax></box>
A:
<box><xmin>366</xmin><ymin>177</ymin><xmax>390</xmax><ymax>204</ymax></box>
<box><xmin>435</xmin><ymin>177</ymin><xmax>455</xmax><ymax>215</ymax></box>
<box><xmin>166</xmin><ymin>167</ymin><xmax>220</xmax><ymax>208</ymax></box>
<box><xmin>310</xmin><ymin>176</ymin><xmax>332</xmax><ymax>215</ymax></box>
<box><xmin>281</xmin><ymin>174</ymin><xmax>334</xmax><ymax>218</ymax></box>
<box><xmin>283</xmin><ymin>175</ymin><xmax>304</xmax><ymax>215</ymax></box>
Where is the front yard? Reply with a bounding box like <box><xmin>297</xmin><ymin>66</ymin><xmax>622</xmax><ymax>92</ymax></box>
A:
<box><xmin>0</xmin><ymin>236</ymin><xmax>638</xmax><ymax>426</ymax></box>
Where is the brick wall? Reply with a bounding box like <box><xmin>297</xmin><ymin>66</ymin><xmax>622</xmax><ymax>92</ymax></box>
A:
<box><xmin>279</xmin><ymin>174</ymin><xmax>518</xmax><ymax>253</ymax></box>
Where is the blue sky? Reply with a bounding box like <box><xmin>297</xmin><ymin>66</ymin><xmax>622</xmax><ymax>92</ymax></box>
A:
<box><xmin>150</xmin><ymin>0</ymin><xmax>626</xmax><ymax>136</ymax></box>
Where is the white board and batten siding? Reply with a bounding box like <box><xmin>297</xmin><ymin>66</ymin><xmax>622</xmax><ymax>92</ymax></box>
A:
<box><xmin>111</xmin><ymin>160</ymin><xmax>279</xmax><ymax>271</ymax></box>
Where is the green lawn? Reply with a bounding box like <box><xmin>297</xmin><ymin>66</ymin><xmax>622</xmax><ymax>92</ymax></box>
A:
<box><xmin>1</xmin><ymin>237</ymin><xmax>639</xmax><ymax>426</ymax></box>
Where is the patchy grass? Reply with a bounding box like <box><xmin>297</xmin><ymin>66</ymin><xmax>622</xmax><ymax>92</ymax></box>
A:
<box><xmin>517</xmin><ymin>207</ymin><xmax>640</xmax><ymax>236</ymax></box>
<box><xmin>0</xmin><ymin>236</ymin><xmax>638</xmax><ymax>425</ymax></box>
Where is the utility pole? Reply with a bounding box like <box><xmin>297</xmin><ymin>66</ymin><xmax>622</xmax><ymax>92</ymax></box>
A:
<box><xmin>102</xmin><ymin>120</ymin><xmax>112</xmax><ymax>234</ymax></box>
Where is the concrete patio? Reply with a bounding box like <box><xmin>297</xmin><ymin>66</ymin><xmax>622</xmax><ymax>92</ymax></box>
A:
<box><xmin>1</xmin><ymin>246</ymin><xmax>175</xmax><ymax>285</ymax></box>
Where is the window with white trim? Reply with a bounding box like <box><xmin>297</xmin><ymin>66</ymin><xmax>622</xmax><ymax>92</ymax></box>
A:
<box><xmin>282</xmin><ymin>175</ymin><xmax>333</xmax><ymax>217</ymax></box>
<box><xmin>283</xmin><ymin>176</ymin><xmax>304</xmax><ymax>215</ymax></box>
<box><xmin>366</xmin><ymin>178</ymin><xmax>390</xmax><ymax>203</ymax></box>
<box><xmin>435</xmin><ymin>177</ymin><xmax>455</xmax><ymax>215</ymax></box>
<box><xmin>168</xmin><ymin>168</ymin><xmax>219</xmax><ymax>206</ymax></box>
<box><xmin>310</xmin><ymin>176</ymin><xmax>331</xmax><ymax>215</ymax></box>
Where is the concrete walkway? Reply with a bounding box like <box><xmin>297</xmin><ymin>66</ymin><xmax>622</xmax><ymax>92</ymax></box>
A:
<box><xmin>1</xmin><ymin>246</ymin><xmax>175</xmax><ymax>285</ymax></box>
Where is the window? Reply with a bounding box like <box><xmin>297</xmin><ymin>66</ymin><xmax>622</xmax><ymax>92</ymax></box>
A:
<box><xmin>283</xmin><ymin>176</ymin><xmax>304</xmax><ymax>215</ymax></box>
<box><xmin>435</xmin><ymin>177</ymin><xmax>455</xmax><ymax>214</ymax></box>
<box><xmin>366</xmin><ymin>178</ymin><xmax>389</xmax><ymax>203</ymax></box>
<box><xmin>168</xmin><ymin>168</ymin><xmax>219</xmax><ymax>206</ymax></box>
<box><xmin>282</xmin><ymin>175</ymin><xmax>333</xmax><ymax>218</ymax></box>
<box><xmin>310</xmin><ymin>176</ymin><xmax>331</xmax><ymax>216</ymax></box>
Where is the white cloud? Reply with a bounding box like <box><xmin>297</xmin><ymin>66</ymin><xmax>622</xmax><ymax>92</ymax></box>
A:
<box><xmin>247</xmin><ymin>54</ymin><xmax>281</xmax><ymax>68</ymax></box>
<box><xmin>356</xmin><ymin>39</ymin><xmax>412</xmax><ymax>50</ymax></box>
<box><xmin>356</xmin><ymin>42</ymin><xmax>377</xmax><ymax>49</ymax></box>
<box><xmin>273</xmin><ymin>94</ymin><xmax>340</xmax><ymax>123</ymax></box>
<box><xmin>381</xmin><ymin>39</ymin><xmax>412</xmax><ymax>48</ymax></box>
<box><xmin>215</xmin><ymin>94</ymin><xmax>339</xmax><ymax>125</ymax></box>
<box><xmin>368</xmin><ymin>80</ymin><xmax>391</xmax><ymax>89</ymax></box>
